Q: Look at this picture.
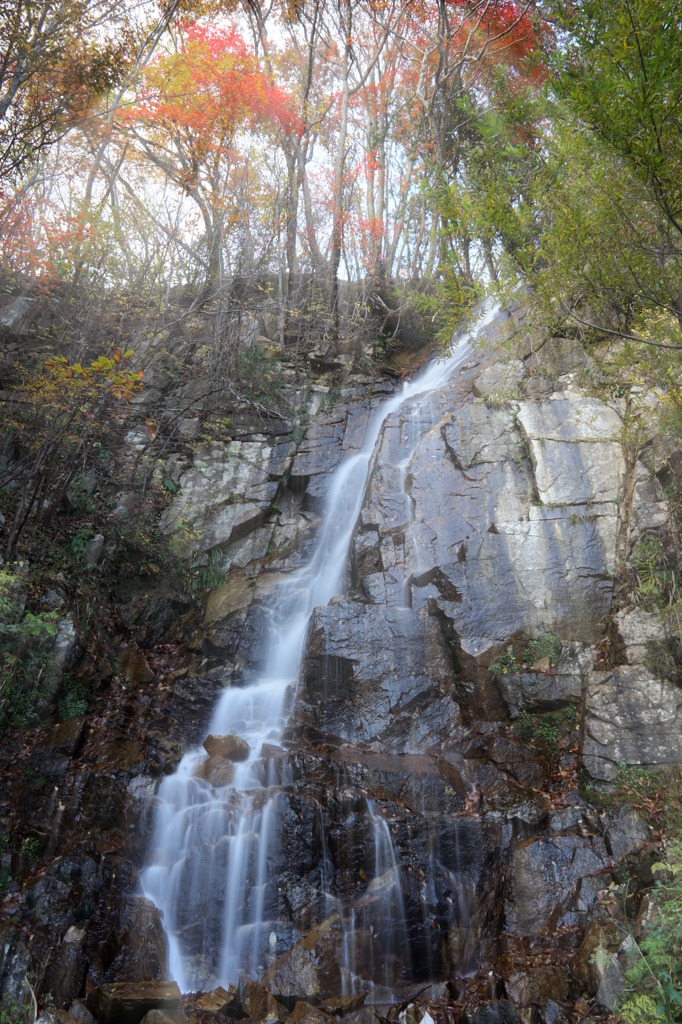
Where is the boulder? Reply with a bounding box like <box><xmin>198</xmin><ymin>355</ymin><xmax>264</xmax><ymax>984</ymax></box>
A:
<box><xmin>571</xmin><ymin>918</ymin><xmax>621</xmax><ymax>995</ymax></box>
<box><xmin>240</xmin><ymin>979</ymin><xmax>288</xmax><ymax>1022</ymax></box>
<box><xmin>285</xmin><ymin>1003</ymin><xmax>327</xmax><ymax>1024</ymax></box>
<box><xmin>86</xmin><ymin>982</ymin><xmax>181</xmax><ymax>1024</ymax></box>
<box><xmin>262</xmin><ymin>916</ymin><xmax>342</xmax><ymax>1006</ymax></box>
<box><xmin>255</xmin><ymin>336</ymin><xmax>284</xmax><ymax>360</ymax></box>
<box><xmin>203</xmin><ymin>734</ymin><xmax>250</xmax><ymax>761</ymax></box>
<box><xmin>54</xmin><ymin>616</ymin><xmax>80</xmax><ymax>671</ymax></box>
<box><xmin>194</xmin><ymin>986</ymin><xmax>239</xmax><ymax>1013</ymax></box>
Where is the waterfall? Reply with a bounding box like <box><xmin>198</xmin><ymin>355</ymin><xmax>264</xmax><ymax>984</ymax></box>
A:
<box><xmin>140</xmin><ymin>300</ymin><xmax>500</xmax><ymax>994</ymax></box>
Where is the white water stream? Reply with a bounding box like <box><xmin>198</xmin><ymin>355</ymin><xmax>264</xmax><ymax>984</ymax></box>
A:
<box><xmin>140</xmin><ymin>301</ymin><xmax>499</xmax><ymax>993</ymax></box>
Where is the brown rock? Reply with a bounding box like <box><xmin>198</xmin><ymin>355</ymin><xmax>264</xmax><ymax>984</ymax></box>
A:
<box><xmin>195</xmin><ymin>986</ymin><xmax>239</xmax><ymax>1013</ymax></box>
<box><xmin>86</xmin><ymin>981</ymin><xmax>181</xmax><ymax>1024</ymax></box>
<box><xmin>46</xmin><ymin>717</ymin><xmax>86</xmax><ymax>755</ymax></box>
<box><xmin>262</xmin><ymin>916</ymin><xmax>342</xmax><ymax>1006</ymax></box>
<box><xmin>240</xmin><ymin>979</ymin><xmax>288</xmax><ymax>1022</ymax></box>
<box><xmin>196</xmin><ymin>757</ymin><xmax>234</xmax><ymax>787</ymax></box>
<box><xmin>286</xmin><ymin>1004</ymin><xmax>328</xmax><ymax>1024</ymax></box>
<box><xmin>506</xmin><ymin>967</ymin><xmax>569</xmax><ymax>1006</ymax></box>
<box><xmin>320</xmin><ymin>993</ymin><xmax>366</xmax><ymax>1015</ymax></box>
<box><xmin>572</xmin><ymin>918</ymin><xmax>621</xmax><ymax>994</ymax></box>
<box><xmin>118</xmin><ymin>647</ymin><xmax>155</xmax><ymax>686</ymax></box>
<box><xmin>203</xmin><ymin>734</ymin><xmax>250</xmax><ymax>761</ymax></box>
<box><xmin>530</xmin><ymin>655</ymin><xmax>551</xmax><ymax>673</ymax></box>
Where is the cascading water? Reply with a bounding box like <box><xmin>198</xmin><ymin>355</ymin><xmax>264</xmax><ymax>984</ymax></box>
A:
<box><xmin>140</xmin><ymin>300</ymin><xmax>500</xmax><ymax>994</ymax></box>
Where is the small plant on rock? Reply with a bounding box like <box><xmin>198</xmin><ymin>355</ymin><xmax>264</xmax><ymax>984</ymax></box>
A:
<box><xmin>524</xmin><ymin>631</ymin><xmax>562</xmax><ymax>668</ymax></box>
<box><xmin>488</xmin><ymin>646</ymin><xmax>519</xmax><ymax>675</ymax></box>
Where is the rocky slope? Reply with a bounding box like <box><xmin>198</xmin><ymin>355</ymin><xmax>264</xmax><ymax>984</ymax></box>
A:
<box><xmin>1</xmin><ymin>303</ymin><xmax>681</xmax><ymax>1024</ymax></box>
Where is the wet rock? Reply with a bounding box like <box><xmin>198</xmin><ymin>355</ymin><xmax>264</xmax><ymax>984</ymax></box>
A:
<box><xmin>262</xmin><ymin>916</ymin><xmax>342</xmax><ymax>1006</ymax></box>
<box><xmin>298</xmin><ymin>600</ymin><xmax>456</xmax><ymax>748</ymax></box>
<box><xmin>40</xmin><ymin>941</ymin><xmax>86</xmax><ymax>1006</ymax></box>
<box><xmin>69</xmin><ymin>1001</ymin><xmax>95</xmax><ymax>1024</ymax></box>
<box><xmin>360</xmin><ymin>386</ymin><xmax>624</xmax><ymax>675</ymax></box>
<box><xmin>194</xmin><ymin>987</ymin><xmax>239</xmax><ymax>1013</ymax></box>
<box><xmin>203</xmin><ymin>734</ymin><xmax>250</xmax><ymax>761</ymax></box>
<box><xmin>496</xmin><ymin>671</ymin><xmax>581</xmax><ymax>719</ymax></box>
<box><xmin>118</xmin><ymin>647</ymin><xmax>154</xmax><ymax>686</ymax></box>
<box><xmin>583</xmin><ymin>667</ymin><xmax>682</xmax><ymax>781</ymax></box>
<box><xmin>320</xmin><ymin>992</ymin><xmax>366</xmax><ymax>1015</ymax></box>
<box><xmin>506</xmin><ymin>834</ymin><xmax>610</xmax><ymax>934</ymax></box>
<box><xmin>45</xmin><ymin>716</ymin><xmax>87</xmax><ymax>765</ymax></box>
<box><xmin>26</xmin><ymin>875</ymin><xmax>76</xmax><ymax>934</ymax></box>
<box><xmin>139</xmin><ymin>1012</ymin><xmax>175</xmax><ymax>1024</ymax></box>
<box><xmin>461</xmin><ymin>1003</ymin><xmax>516</xmax><ymax>1024</ymax></box>
<box><xmin>505</xmin><ymin>967</ymin><xmax>569</xmax><ymax>1008</ymax></box>
<box><xmin>290</xmin><ymin>420</ymin><xmax>345</xmax><ymax>489</ymax></box>
<box><xmin>286</xmin><ymin>1002</ymin><xmax>327</xmax><ymax>1024</ymax></box>
<box><xmin>86</xmin><ymin>981</ymin><xmax>181</xmax><ymax>1024</ymax></box>
<box><xmin>571</xmin><ymin>918</ymin><xmax>621</xmax><ymax>994</ymax></box>
<box><xmin>104</xmin><ymin>898</ymin><xmax>167</xmax><ymax>982</ymax></box>
<box><xmin>196</xmin><ymin>756</ymin><xmax>234</xmax><ymax>787</ymax></box>
<box><xmin>240</xmin><ymin>979</ymin><xmax>288</xmax><ymax>1022</ymax></box>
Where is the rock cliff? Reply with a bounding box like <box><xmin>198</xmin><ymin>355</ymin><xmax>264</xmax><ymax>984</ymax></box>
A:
<box><xmin>2</xmin><ymin>303</ymin><xmax>680</xmax><ymax>1024</ymax></box>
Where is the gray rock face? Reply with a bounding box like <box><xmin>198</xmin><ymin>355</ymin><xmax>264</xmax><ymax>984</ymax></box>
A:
<box><xmin>298</xmin><ymin>600</ymin><xmax>458</xmax><ymax>748</ymax></box>
<box><xmin>355</xmin><ymin>387</ymin><xmax>625</xmax><ymax>680</ymax></box>
<box><xmin>506</xmin><ymin>833</ymin><xmax>610</xmax><ymax>934</ymax></box>
<box><xmin>614</xmin><ymin>606</ymin><xmax>664</xmax><ymax>665</ymax></box>
<box><xmin>472</xmin><ymin>358</ymin><xmax>525</xmax><ymax>399</ymax></box>
<box><xmin>497</xmin><ymin>671</ymin><xmax>582</xmax><ymax>719</ymax></box>
<box><xmin>583</xmin><ymin>667</ymin><xmax>682</xmax><ymax>781</ymax></box>
<box><xmin>161</xmin><ymin>439</ymin><xmax>294</xmax><ymax>555</ymax></box>
<box><xmin>516</xmin><ymin>396</ymin><xmax>625</xmax><ymax>505</ymax></box>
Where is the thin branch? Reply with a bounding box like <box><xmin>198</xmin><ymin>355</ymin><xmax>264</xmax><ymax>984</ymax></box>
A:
<box><xmin>559</xmin><ymin>302</ymin><xmax>682</xmax><ymax>351</ymax></box>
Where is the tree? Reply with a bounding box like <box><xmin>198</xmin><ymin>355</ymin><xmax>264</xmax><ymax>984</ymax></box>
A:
<box><xmin>122</xmin><ymin>23</ymin><xmax>299</xmax><ymax>295</ymax></box>
<box><xmin>432</xmin><ymin>0</ymin><xmax>682</xmax><ymax>357</ymax></box>
<box><xmin>0</xmin><ymin>0</ymin><xmax>134</xmax><ymax>183</ymax></box>
<box><xmin>554</xmin><ymin>0</ymin><xmax>682</xmax><ymax>324</ymax></box>
<box><xmin>1</xmin><ymin>348</ymin><xmax>143</xmax><ymax>560</ymax></box>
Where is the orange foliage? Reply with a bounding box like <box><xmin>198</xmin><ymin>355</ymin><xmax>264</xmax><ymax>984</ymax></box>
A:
<box><xmin>123</xmin><ymin>23</ymin><xmax>301</xmax><ymax>158</ymax></box>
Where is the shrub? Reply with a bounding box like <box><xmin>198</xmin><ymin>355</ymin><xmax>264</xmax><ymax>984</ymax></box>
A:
<box><xmin>620</xmin><ymin>840</ymin><xmax>682</xmax><ymax>1024</ymax></box>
